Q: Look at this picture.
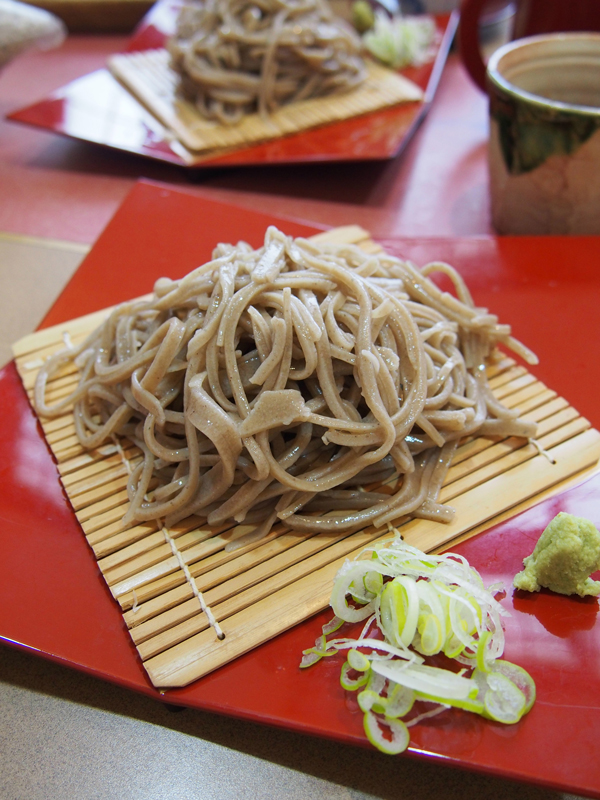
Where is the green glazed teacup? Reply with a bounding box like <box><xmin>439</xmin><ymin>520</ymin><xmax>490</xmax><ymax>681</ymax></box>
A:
<box><xmin>487</xmin><ymin>33</ymin><xmax>600</xmax><ymax>235</ymax></box>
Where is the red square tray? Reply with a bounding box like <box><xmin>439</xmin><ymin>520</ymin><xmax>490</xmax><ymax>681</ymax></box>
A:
<box><xmin>2</xmin><ymin>181</ymin><xmax>600</xmax><ymax>797</ymax></box>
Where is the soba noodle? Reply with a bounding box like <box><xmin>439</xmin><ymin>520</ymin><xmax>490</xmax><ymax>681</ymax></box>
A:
<box><xmin>168</xmin><ymin>0</ymin><xmax>367</xmax><ymax>123</ymax></box>
<box><xmin>34</xmin><ymin>227</ymin><xmax>538</xmax><ymax>542</ymax></box>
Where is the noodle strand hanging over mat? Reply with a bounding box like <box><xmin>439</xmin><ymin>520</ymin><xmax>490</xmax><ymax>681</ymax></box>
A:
<box><xmin>34</xmin><ymin>228</ymin><xmax>538</xmax><ymax>543</ymax></box>
<box><xmin>168</xmin><ymin>0</ymin><xmax>367</xmax><ymax>123</ymax></box>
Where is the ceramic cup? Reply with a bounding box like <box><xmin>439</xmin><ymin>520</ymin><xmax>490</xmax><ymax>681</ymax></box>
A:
<box><xmin>487</xmin><ymin>33</ymin><xmax>600</xmax><ymax>235</ymax></box>
<box><xmin>459</xmin><ymin>0</ymin><xmax>600</xmax><ymax>91</ymax></box>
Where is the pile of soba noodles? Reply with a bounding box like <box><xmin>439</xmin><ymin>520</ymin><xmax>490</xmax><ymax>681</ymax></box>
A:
<box><xmin>168</xmin><ymin>0</ymin><xmax>367</xmax><ymax>123</ymax></box>
<box><xmin>34</xmin><ymin>227</ymin><xmax>537</xmax><ymax>540</ymax></box>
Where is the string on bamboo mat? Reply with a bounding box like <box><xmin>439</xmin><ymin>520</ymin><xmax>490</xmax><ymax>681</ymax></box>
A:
<box><xmin>160</xmin><ymin>522</ymin><xmax>225</xmax><ymax>640</ymax></box>
<box><xmin>111</xmin><ymin>434</ymin><xmax>225</xmax><ymax>639</ymax></box>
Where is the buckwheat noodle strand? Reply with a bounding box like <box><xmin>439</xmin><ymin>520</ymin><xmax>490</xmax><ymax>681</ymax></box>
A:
<box><xmin>35</xmin><ymin>227</ymin><xmax>538</xmax><ymax>547</ymax></box>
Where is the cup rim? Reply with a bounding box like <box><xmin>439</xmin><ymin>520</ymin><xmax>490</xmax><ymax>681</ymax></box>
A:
<box><xmin>487</xmin><ymin>32</ymin><xmax>600</xmax><ymax>116</ymax></box>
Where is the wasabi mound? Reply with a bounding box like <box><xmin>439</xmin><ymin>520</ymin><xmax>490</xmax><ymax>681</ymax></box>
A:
<box><xmin>514</xmin><ymin>512</ymin><xmax>600</xmax><ymax>598</ymax></box>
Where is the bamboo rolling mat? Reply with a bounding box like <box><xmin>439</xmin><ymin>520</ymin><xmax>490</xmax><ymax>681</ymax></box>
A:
<box><xmin>12</xmin><ymin>225</ymin><xmax>600</xmax><ymax>690</ymax></box>
<box><xmin>107</xmin><ymin>49</ymin><xmax>423</xmax><ymax>153</ymax></box>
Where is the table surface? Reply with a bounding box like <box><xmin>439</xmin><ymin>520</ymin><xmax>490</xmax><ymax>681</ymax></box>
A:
<box><xmin>0</xmin><ymin>31</ymin><xmax>588</xmax><ymax>800</ymax></box>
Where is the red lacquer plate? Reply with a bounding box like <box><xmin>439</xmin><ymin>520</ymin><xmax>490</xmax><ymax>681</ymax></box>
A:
<box><xmin>6</xmin><ymin>2</ymin><xmax>457</xmax><ymax>168</ymax></box>
<box><xmin>2</xmin><ymin>181</ymin><xmax>600</xmax><ymax>797</ymax></box>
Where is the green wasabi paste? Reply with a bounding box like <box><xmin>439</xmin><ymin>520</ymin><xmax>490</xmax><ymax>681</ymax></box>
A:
<box><xmin>514</xmin><ymin>512</ymin><xmax>600</xmax><ymax>598</ymax></box>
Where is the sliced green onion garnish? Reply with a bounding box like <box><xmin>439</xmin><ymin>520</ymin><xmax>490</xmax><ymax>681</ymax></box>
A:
<box><xmin>301</xmin><ymin>534</ymin><xmax>536</xmax><ymax>755</ymax></box>
<box><xmin>331</xmin><ymin>561</ymin><xmax>380</xmax><ymax>622</ymax></box>
<box><xmin>492</xmin><ymin>660</ymin><xmax>536</xmax><ymax>713</ymax></box>
<box><xmin>416</xmin><ymin>579</ymin><xmax>446</xmax><ymax>652</ymax></box>
<box><xmin>475</xmin><ymin>630</ymin><xmax>493</xmax><ymax>674</ymax></box>
<box><xmin>299</xmin><ymin>650</ymin><xmax>322</xmax><ymax>669</ymax></box>
<box><xmin>385</xmin><ymin>682</ymin><xmax>415</xmax><ymax>718</ymax></box>
<box><xmin>358</xmin><ymin>689</ymin><xmax>388</xmax><ymax>714</ymax></box>
<box><xmin>372</xmin><ymin>660</ymin><xmax>477</xmax><ymax>702</ymax></box>
<box><xmin>418</xmin><ymin>613</ymin><xmax>444</xmax><ymax>656</ymax></box>
<box><xmin>364</xmin><ymin>570</ymin><xmax>383</xmax><ymax>596</ymax></box>
<box><xmin>482</xmin><ymin>672</ymin><xmax>527</xmax><ymax>724</ymax></box>
<box><xmin>363</xmin><ymin>711</ymin><xmax>410</xmax><ymax>755</ymax></box>
<box><xmin>443</xmin><ymin>635</ymin><xmax>465</xmax><ymax>659</ymax></box>
<box><xmin>380</xmin><ymin>575</ymin><xmax>420</xmax><ymax>648</ymax></box>
<box><xmin>414</xmin><ymin>690</ymin><xmax>484</xmax><ymax>715</ymax></box>
<box><xmin>348</xmin><ymin>648</ymin><xmax>371</xmax><ymax>672</ymax></box>
<box><xmin>321</xmin><ymin>615</ymin><xmax>344</xmax><ymax>636</ymax></box>
<box><xmin>340</xmin><ymin>661</ymin><xmax>370</xmax><ymax>691</ymax></box>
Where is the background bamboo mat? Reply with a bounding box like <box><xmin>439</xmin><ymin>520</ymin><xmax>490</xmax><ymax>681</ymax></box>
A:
<box><xmin>107</xmin><ymin>49</ymin><xmax>423</xmax><ymax>153</ymax></box>
<box><xmin>12</xmin><ymin>226</ymin><xmax>600</xmax><ymax>689</ymax></box>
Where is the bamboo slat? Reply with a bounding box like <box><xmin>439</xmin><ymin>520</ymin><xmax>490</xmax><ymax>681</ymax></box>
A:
<box><xmin>107</xmin><ymin>50</ymin><xmax>423</xmax><ymax>154</ymax></box>
<box><xmin>12</xmin><ymin>225</ymin><xmax>600</xmax><ymax>690</ymax></box>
